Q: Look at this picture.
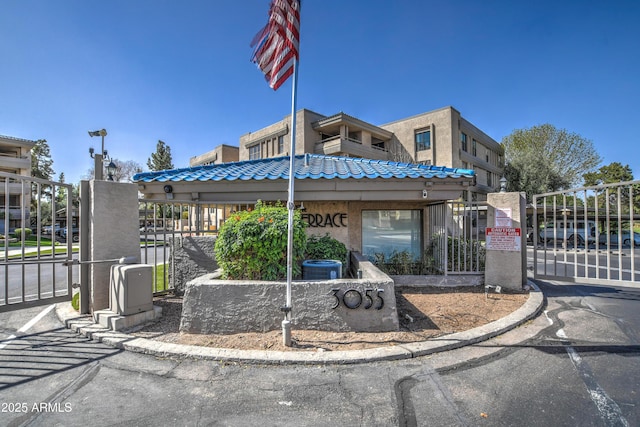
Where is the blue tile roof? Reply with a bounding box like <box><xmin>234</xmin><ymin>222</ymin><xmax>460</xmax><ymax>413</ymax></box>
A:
<box><xmin>132</xmin><ymin>154</ymin><xmax>475</xmax><ymax>183</ymax></box>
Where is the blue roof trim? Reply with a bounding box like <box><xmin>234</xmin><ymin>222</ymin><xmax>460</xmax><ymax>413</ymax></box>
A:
<box><xmin>132</xmin><ymin>154</ymin><xmax>475</xmax><ymax>183</ymax></box>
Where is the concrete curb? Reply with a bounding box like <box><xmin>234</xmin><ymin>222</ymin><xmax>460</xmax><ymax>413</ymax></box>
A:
<box><xmin>56</xmin><ymin>281</ymin><xmax>544</xmax><ymax>365</ymax></box>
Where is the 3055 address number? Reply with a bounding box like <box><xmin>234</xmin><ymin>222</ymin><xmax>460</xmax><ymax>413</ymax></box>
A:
<box><xmin>329</xmin><ymin>288</ymin><xmax>384</xmax><ymax>310</ymax></box>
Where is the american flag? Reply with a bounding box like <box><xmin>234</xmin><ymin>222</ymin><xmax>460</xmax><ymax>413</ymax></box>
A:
<box><xmin>251</xmin><ymin>0</ymin><xmax>300</xmax><ymax>91</ymax></box>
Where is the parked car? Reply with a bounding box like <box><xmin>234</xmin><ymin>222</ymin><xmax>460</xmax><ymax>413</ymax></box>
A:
<box><xmin>42</xmin><ymin>224</ymin><xmax>62</xmax><ymax>236</ymax></box>
<box><xmin>539</xmin><ymin>220</ymin><xmax>596</xmax><ymax>246</ymax></box>
<box><xmin>598</xmin><ymin>230</ymin><xmax>640</xmax><ymax>247</ymax></box>
<box><xmin>61</xmin><ymin>227</ymin><xmax>79</xmax><ymax>242</ymax></box>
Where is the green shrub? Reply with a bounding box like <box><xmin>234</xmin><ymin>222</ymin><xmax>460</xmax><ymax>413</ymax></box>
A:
<box><xmin>214</xmin><ymin>201</ymin><xmax>307</xmax><ymax>280</ymax></box>
<box><xmin>433</xmin><ymin>236</ymin><xmax>486</xmax><ymax>272</ymax></box>
<box><xmin>372</xmin><ymin>246</ymin><xmax>440</xmax><ymax>275</ymax></box>
<box><xmin>13</xmin><ymin>228</ymin><xmax>32</xmax><ymax>240</ymax></box>
<box><xmin>71</xmin><ymin>292</ymin><xmax>79</xmax><ymax>311</ymax></box>
<box><xmin>305</xmin><ymin>233</ymin><xmax>348</xmax><ymax>266</ymax></box>
<box><xmin>305</xmin><ymin>233</ymin><xmax>347</xmax><ymax>261</ymax></box>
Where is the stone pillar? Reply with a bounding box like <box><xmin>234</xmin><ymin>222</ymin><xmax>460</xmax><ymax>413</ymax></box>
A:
<box><xmin>485</xmin><ymin>192</ymin><xmax>527</xmax><ymax>291</ymax></box>
<box><xmin>89</xmin><ymin>181</ymin><xmax>141</xmax><ymax>311</ymax></box>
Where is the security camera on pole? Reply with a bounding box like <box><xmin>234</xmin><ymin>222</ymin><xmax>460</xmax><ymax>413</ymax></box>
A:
<box><xmin>88</xmin><ymin>129</ymin><xmax>108</xmax><ymax>180</ymax></box>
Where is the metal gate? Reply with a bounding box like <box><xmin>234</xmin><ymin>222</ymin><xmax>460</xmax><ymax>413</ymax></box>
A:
<box><xmin>139</xmin><ymin>199</ymin><xmax>253</xmax><ymax>294</ymax></box>
<box><xmin>0</xmin><ymin>172</ymin><xmax>75</xmax><ymax>312</ymax></box>
<box><xmin>532</xmin><ymin>180</ymin><xmax>640</xmax><ymax>286</ymax></box>
<box><xmin>427</xmin><ymin>200</ymin><xmax>487</xmax><ymax>274</ymax></box>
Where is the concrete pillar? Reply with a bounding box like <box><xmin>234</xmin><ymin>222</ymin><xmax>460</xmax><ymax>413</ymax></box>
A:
<box><xmin>340</xmin><ymin>125</ymin><xmax>347</xmax><ymax>139</ymax></box>
<box><xmin>362</xmin><ymin>131</ymin><xmax>371</xmax><ymax>147</ymax></box>
<box><xmin>484</xmin><ymin>192</ymin><xmax>527</xmax><ymax>291</ymax></box>
<box><xmin>89</xmin><ymin>181</ymin><xmax>141</xmax><ymax>311</ymax></box>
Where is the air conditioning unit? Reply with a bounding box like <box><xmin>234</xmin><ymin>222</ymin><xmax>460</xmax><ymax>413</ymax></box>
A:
<box><xmin>110</xmin><ymin>264</ymin><xmax>153</xmax><ymax>315</ymax></box>
<box><xmin>302</xmin><ymin>260</ymin><xmax>342</xmax><ymax>280</ymax></box>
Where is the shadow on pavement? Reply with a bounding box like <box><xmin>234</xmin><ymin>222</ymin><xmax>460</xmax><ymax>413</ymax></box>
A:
<box><xmin>0</xmin><ymin>326</ymin><xmax>122</xmax><ymax>390</ymax></box>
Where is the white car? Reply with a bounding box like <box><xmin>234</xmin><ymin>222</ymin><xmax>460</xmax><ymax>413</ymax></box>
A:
<box><xmin>539</xmin><ymin>220</ymin><xmax>596</xmax><ymax>246</ymax></box>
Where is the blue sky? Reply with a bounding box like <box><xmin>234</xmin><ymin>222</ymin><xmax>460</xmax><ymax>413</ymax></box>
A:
<box><xmin>1</xmin><ymin>0</ymin><xmax>638</xmax><ymax>184</ymax></box>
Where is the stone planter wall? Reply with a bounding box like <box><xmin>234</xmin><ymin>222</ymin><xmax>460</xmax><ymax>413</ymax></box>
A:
<box><xmin>180</xmin><ymin>252</ymin><xmax>399</xmax><ymax>334</ymax></box>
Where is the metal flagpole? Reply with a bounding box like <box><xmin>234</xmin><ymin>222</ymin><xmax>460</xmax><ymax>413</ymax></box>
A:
<box><xmin>282</xmin><ymin>57</ymin><xmax>299</xmax><ymax>347</ymax></box>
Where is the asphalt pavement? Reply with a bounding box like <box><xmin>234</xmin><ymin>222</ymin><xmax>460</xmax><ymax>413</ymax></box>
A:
<box><xmin>2</xmin><ymin>280</ymin><xmax>639</xmax><ymax>426</ymax></box>
<box><xmin>56</xmin><ymin>283</ymin><xmax>544</xmax><ymax>365</ymax></box>
<box><xmin>0</xmin><ymin>283</ymin><xmax>544</xmax><ymax>427</ymax></box>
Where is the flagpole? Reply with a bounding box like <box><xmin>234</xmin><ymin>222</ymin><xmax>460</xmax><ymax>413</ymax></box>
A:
<box><xmin>282</xmin><ymin>57</ymin><xmax>299</xmax><ymax>347</ymax></box>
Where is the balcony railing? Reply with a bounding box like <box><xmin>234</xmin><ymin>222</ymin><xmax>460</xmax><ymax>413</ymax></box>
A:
<box><xmin>315</xmin><ymin>135</ymin><xmax>389</xmax><ymax>159</ymax></box>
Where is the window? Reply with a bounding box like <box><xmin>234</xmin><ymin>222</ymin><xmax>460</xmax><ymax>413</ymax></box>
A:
<box><xmin>362</xmin><ymin>210</ymin><xmax>423</xmax><ymax>261</ymax></box>
<box><xmin>487</xmin><ymin>171</ymin><xmax>492</xmax><ymax>187</ymax></box>
<box><xmin>0</xmin><ymin>195</ymin><xmax>20</xmax><ymax>207</ymax></box>
<box><xmin>415</xmin><ymin>130</ymin><xmax>431</xmax><ymax>151</ymax></box>
<box><xmin>278</xmin><ymin>135</ymin><xmax>284</xmax><ymax>154</ymax></box>
<box><xmin>249</xmin><ymin>144</ymin><xmax>261</xmax><ymax>160</ymax></box>
<box><xmin>460</xmin><ymin>132</ymin><xmax>468</xmax><ymax>152</ymax></box>
<box><xmin>472</xmin><ymin>139</ymin><xmax>477</xmax><ymax>156</ymax></box>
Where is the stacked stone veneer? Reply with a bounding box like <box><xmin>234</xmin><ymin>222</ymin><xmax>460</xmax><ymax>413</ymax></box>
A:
<box><xmin>168</xmin><ymin>236</ymin><xmax>218</xmax><ymax>295</ymax></box>
<box><xmin>179</xmin><ymin>252</ymin><xmax>399</xmax><ymax>334</ymax></box>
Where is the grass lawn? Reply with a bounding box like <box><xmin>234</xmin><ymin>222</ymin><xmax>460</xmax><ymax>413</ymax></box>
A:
<box><xmin>154</xmin><ymin>263</ymin><xmax>170</xmax><ymax>293</ymax></box>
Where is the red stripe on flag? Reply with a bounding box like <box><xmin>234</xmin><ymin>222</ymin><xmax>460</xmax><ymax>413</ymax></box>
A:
<box><xmin>250</xmin><ymin>0</ymin><xmax>300</xmax><ymax>90</ymax></box>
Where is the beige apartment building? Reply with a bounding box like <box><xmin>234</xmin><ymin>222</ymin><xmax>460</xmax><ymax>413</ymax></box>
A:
<box><xmin>0</xmin><ymin>135</ymin><xmax>35</xmax><ymax>233</ymax></box>
<box><xmin>189</xmin><ymin>144</ymin><xmax>239</xmax><ymax>167</ymax></box>
<box><xmin>191</xmin><ymin>106</ymin><xmax>503</xmax><ymax>200</ymax></box>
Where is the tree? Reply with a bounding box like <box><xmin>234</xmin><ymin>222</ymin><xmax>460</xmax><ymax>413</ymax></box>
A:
<box><xmin>147</xmin><ymin>140</ymin><xmax>174</xmax><ymax>171</ymax></box>
<box><xmin>31</xmin><ymin>139</ymin><xmax>55</xmax><ymax>180</ymax></box>
<box><xmin>583</xmin><ymin>162</ymin><xmax>633</xmax><ymax>186</ymax></box>
<box><xmin>55</xmin><ymin>172</ymin><xmax>67</xmax><ymax>208</ymax></box>
<box><xmin>112</xmin><ymin>159</ymin><xmax>144</xmax><ymax>182</ymax></box>
<box><xmin>501</xmin><ymin>124</ymin><xmax>602</xmax><ymax>200</ymax></box>
<box><xmin>84</xmin><ymin>159</ymin><xmax>143</xmax><ymax>182</ymax></box>
<box><xmin>583</xmin><ymin>162</ymin><xmax>638</xmax><ymax>213</ymax></box>
<box><xmin>30</xmin><ymin>139</ymin><xmax>55</xmax><ymax>216</ymax></box>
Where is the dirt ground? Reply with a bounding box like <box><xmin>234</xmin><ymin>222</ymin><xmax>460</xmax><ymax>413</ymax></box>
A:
<box><xmin>131</xmin><ymin>286</ymin><xmax>529</xmax><ymax>352</ymax></box>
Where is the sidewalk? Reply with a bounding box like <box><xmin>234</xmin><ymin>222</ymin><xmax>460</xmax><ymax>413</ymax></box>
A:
<box><xmin>56</xmin><ymin>282</ymin><xmax>544</xmax><ymax>365</ymax></box>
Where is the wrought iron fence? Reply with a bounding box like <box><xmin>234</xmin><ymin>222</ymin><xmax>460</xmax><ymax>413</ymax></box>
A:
<box><xmin>138</xmin><ymin>200</ymin><xmax>252</xmax><ymax>295</ymax></box>
<box><xmin>428</xmin><ymin>200</ymin><xmax>487</xmax><ymax>275</ymax></box>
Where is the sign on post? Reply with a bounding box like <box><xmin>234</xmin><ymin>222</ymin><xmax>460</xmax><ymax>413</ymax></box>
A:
<box><xmin>486</xmin><ymin>227</ymin><xmax>521</xmax><ymax>252</ymax></box>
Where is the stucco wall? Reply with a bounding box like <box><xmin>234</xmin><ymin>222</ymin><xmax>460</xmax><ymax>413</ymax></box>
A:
<box><xmin>301</xmin><ymin>201</ymin><xmax>349</xmax><ymax>246</ymax></box>
<box><xmin>168</xmin><ymin>236</ymin><xmax>218</xmax><ymax>295</ymax></box>
<box><xmin>239</xmin><ymin>109</ymin><xmax>326</xmax><ymax>160</ymax></box>
<box><xmin>89</xmin><ymin>181</ymin><xmax>141</xmax><ymax>311</ymax></box>
<box><xmin>381</xmin><ymin>107</ymin><xmax>457</xmax><ymax>167</ymax></box>
<box><xmin>180</xmin><ymin>254</ymin><xmax>399</xmax><ymax>334</ymax></box>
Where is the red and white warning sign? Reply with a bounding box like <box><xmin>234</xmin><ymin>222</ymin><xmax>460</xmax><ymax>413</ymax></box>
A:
<box><xmin>486</xmin><ymin>227</ymin><xmax>521</xmax><ymax>252</ymax></box>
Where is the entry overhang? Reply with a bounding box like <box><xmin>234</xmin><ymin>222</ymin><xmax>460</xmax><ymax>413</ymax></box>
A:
<box><xmin>133</xmin><ymin>154</ymin><xmax>475</xmax><ymax>203</ymax></box>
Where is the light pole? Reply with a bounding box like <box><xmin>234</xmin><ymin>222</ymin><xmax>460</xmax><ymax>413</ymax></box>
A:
<box><xmin>88</xmin><ymin>129</ymin><xmax>108</xmax><ymax>180</ymax></box>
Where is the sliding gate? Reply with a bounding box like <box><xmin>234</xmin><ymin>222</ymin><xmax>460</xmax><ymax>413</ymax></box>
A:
<box><xmin>533</xmin><ymin>180</ymin><xmax>640</xmax><ymax>286</ymax></box>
